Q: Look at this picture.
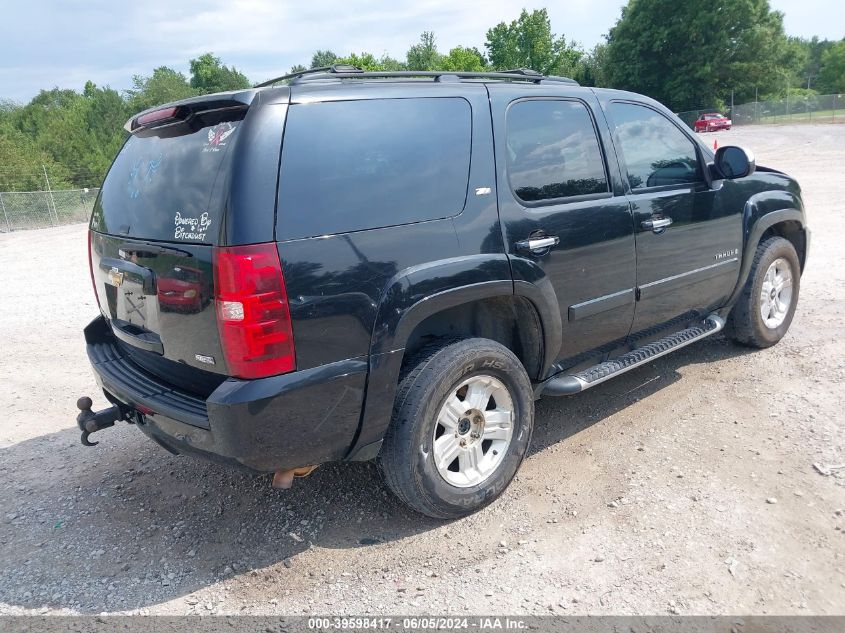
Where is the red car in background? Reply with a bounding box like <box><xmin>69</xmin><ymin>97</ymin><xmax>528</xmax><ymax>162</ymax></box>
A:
<box><xmin>694</xmin><ymin>112</ymin><xmax>732</xmax><ymax>132</ymax></box>
<box><xmin>157</xmin><ymin>265</ymin><xmax>208</xmax><ymax>313</ymax></box>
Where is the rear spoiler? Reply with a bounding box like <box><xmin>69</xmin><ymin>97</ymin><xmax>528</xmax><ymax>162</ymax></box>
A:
<box><xmin>125</xmin><ymin>90</ymin><xmax>258</xmax><ymax>134</ymax></box>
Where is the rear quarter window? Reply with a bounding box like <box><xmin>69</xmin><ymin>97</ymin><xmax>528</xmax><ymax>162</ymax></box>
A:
<box><xmin>277</xmin><ymin>97</ymin><xmax>472</xmax><ymax>240</ymax></box>
<box><xmin>91</xmin><ymin>114</ymin><xmax>243</xmax><ymax>244</ymax></box>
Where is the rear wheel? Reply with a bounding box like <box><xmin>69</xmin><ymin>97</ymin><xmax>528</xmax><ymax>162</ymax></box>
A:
<box><xmin>378</xmin><ymin>338</ymin><xmax>534</xmax><ymax>519</ymax></box>
<box><xmin>726</xmin><ymin>236</ymin><xmax>801</xmax><ymax>348</ymax></box>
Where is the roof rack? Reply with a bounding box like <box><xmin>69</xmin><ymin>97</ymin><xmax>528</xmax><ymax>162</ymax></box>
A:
<box><xmin>254</xmin><ymin>65</ymin><xmax>579</xmax><ymax>88</ymax></box>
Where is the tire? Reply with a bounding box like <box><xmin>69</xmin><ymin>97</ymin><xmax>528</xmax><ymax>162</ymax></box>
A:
<box><xmin>726</xmin><ymin>236</ymin><xmax>801</xmax><ymax>348</ymax></box>
<box><xmin>378</xmin><ymin>338</ymin><xmax>534</xmax><ymax>519</ymax></box>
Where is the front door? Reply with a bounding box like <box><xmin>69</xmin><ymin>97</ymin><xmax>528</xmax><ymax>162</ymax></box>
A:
<box><xmin>604</xmin><ymin>101</ymin><xmax>742</xmax><ymax>335</ymax></box>
<box><xmin>491</xmin><ymin>86</ymin><xmax>637</xmax><ymax>372</ymax></box>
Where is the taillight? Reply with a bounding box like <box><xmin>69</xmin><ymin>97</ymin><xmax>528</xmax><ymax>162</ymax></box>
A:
<box><xmin>213</xmin><ymin>243</ymin><xmax>295</xmax><ymax>379</ymax></box>
<box><xmin>87</xmin><ymin>231</ymin><xmax>99</xmax><ymax>303</ymax></box>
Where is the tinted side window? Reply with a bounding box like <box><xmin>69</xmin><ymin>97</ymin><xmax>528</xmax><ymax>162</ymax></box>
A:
<box><xmin>278</xmin><ymin>98</ymin><xmax>471</xmax><ymax>240</ymax></box>
<box><xmin>609</xmin><ymin>102</ymin><xmax>703</xmax><ymax>189</ymax></box>
<box><xmin>506</xmin><ymin>100</ymin><xmax>608</xmax><ymax>203</ymax></box>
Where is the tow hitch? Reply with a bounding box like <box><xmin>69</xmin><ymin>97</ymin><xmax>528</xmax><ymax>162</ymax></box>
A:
<box><xmin>76</xmin><ymin>396</ymin><xmax>132</xmax><ymax>446</ymax></box>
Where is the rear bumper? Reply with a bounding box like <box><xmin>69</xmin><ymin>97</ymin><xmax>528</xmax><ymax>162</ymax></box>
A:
<box><xmin>84</xmin><ymin>316</ymin><xmax>367</xmax><ymax>472</ymax></box>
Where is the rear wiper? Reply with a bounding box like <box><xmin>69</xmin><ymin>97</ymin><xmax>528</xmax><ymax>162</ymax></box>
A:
<box><xmin>118</xmin><ymin>243</ymin><xmax>193</xmax><ymax>258</ymax></box>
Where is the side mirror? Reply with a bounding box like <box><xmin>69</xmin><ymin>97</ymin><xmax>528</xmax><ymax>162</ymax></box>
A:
<box><xmin>714</xmin><ymin>145</ymin><xmax>756</xmax><ymax>179</ymax></box>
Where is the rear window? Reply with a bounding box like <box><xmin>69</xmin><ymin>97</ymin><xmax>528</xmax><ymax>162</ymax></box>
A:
<box><xmin>277</xmin><ymin>97</ymin><xmax>472</xmax><ymax>240</ymax></box>
<box><xmin>91</xmin><ymin>113</ymin><xmax>243</xmax><ymax>243</ymax></box>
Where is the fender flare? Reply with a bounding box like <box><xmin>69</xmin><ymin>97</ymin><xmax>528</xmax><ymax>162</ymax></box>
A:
<box><xmin>725</xmin><ymin>203</ymin><xmax>807</xmax><ymax>308</ymax></box>
<box><xmin>346</xmin><ymin>255</ymin><xmax>560</xmax><ymax>461</ymax></box>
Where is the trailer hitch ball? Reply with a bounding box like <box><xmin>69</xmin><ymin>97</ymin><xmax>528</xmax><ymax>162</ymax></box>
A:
<box><xmin>76</xmin><ymin>396</ymin><xmax>125</xmax><ymax>447</ymax></box>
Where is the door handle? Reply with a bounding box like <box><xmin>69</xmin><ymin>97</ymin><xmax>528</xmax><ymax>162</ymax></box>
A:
<box><xmin>641</xmin><ymin>217</ymin><xmax>673</xmax><ymax>232</ymax></box>
<box><xmin>515</xmin><ymin>236</ymin><xmax>560</xmax><ymax>253</ymax></box>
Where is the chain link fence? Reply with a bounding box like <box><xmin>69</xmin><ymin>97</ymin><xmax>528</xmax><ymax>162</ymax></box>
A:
<box><xmin>0</xmin><ymin>188</ymin><xmax>99</xmax><ymax>232</ymax></box>
<box><xmin>677</xmin><ymin>94</ymin><xmax>845</xmax><ymax>130</ymax></box>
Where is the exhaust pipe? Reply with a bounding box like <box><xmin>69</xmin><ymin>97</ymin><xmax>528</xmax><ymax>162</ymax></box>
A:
<box><xmin>272</xmin><ymin>465</ymin><xmax>319</xmax><ymax>489</ymax></box>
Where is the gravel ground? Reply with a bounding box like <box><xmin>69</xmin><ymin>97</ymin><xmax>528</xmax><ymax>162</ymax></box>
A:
<box><xmin>0</xmin><ymin>124</ymin><xmax>843</xmax><ymax>616</ymax></box>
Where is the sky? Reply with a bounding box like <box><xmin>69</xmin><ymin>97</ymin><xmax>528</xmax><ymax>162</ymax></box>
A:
<box><xmin>1</xmin><ymin>0</ymin><xmax>842</xmax><ymax>103</ymax></box>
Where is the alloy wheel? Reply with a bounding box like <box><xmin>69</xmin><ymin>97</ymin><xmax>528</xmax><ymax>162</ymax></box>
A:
<box><xmin>431</xmin><ymin>375</ymin><xmax>514</xmax><ymax>488</ymax></box>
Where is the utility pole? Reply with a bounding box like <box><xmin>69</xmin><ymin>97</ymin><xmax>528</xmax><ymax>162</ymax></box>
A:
<box><xmin>42</xmin><ymin>164</ymin><xmax>58</xmax><ymax>226</ymax></box>
<box><xmin>730</xmin><ymin>90</ymin><xmax>734</xmax><ymax>120</ymax></box>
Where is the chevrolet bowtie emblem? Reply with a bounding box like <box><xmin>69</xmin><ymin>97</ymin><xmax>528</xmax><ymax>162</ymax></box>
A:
<box><xmin>108</xmin><ymin>267</ymin><xmax>124</xmax><ymax>287</ymax></box>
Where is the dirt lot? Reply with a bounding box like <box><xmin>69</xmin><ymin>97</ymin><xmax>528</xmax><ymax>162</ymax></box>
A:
<box><xmin>0</xmin><ymin>124</ymin><xmax>843</xmax><ymax>616</ymax></box>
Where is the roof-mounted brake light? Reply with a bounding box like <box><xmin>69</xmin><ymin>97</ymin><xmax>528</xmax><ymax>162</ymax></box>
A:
<box><xmin>127</xmin><ymin>106</ymin><xmax>184</xmax><ymax>133</ymax></box>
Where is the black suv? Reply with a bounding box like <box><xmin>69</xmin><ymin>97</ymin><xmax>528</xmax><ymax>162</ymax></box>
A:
<box><xmin>78</xmin><ymin>67</ymin><xmax>809</xmax><ymax>518</ymax></box>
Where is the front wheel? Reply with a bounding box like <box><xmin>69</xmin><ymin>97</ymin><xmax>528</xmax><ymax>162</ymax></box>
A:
<box><xmin>726</xmin><ymin>236</ymin><xmax>801</xmax><ymax>348</ymax></box>
<box><xmin>378</xmin><ymin>338</ymin><xmax>534</xmax><ymax>519</ymax></box>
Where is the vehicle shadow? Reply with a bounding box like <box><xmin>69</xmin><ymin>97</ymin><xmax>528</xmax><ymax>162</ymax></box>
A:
<box><xmin>529</xmin><ymin>333</ymin><xmax>754</xmax><ymax>456</ymax></box>
<box><xmin>0</xmin><ymin>335</ymin><xmax>752</xmax><ymax>613</ymax></box>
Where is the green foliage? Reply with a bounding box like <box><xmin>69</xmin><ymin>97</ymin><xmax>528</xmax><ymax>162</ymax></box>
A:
<box><xmin>604</xmin><ymin>0</ymin><xmax>793</xmax><ymax>111</ymax></box>
<box><xmin>125</xmin><ymin>66</ymin><xmax>195</xmax><ymax>112</ymax></box>
<box><xmin>406</xmin><ymin>32</ymin><xmax>442</xmax><ymax>71</ymax></box>
<box><xmin>189</xmin><ymin>53</ymin><xmax>251</xmax><ymax>94</ymax></box>
<box><xmin>0</xmin><ymin>130</ymin><xmax>71</xmax><ymax>191</ymax></box>
<box><xmin>441</xmin><ymin>47</ymin><xmax>487</xmax><ymax>72</ymax></box>
<box><xmin>310</xmin><ymin>50</ymin><xmax>339</xmax><ymax>68</ymax></box>
<box><xmin>818</xmin><ymin>41</ymin><xmax>845</xmax><ymax>93</ymax></box>
<box><xmin>578</xmin><ymin>44</ymin><xmax>609</xmax><ymax>87</ymax></box>
<box><xmin>1</xmin><ymin>52</ymin><xmax>249</xmax><ymax>192</ymax></box>
<box><xmin>334</xmin><ymin>52</ymin><xmax>405</xmax><ymax>71</ymax></box>
<box><xmin>484</xmin><ymin>9</ymin><xmax>583</xmax><ymax>76</ymax></box>
<box><xmin>791</xmin><ymin>36</ymin><xmax>837</xmax><ymax>90</ymax></box>
<box><xmin>288</xmin><ymin>64</ymin><xmax>308</xmax><ymax>74</ymax></box>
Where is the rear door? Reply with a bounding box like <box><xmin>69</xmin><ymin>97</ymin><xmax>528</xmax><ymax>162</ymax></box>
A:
<box><xmin>603</xmin><ymin>100</ymin><xmax>742</xmax><ymax>335</ymax></box>
<box><xmin>89</xmin><ymin>103</ymin><xmax>252</xmax><ymax>389</ymax></box>
<box><xmin>490</xmin><ymin>84</ymin><xmax>637</xmax><ymax>371</ymax></box>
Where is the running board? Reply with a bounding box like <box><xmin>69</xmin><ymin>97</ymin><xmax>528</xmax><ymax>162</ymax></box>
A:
<box><xmin>539</xmin><ymin>314</ymin><xmax>725</xmax><ymax>397</ymax></box>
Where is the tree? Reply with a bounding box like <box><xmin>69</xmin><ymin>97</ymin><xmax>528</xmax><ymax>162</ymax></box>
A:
<box><xmin>189</xmin><ymin>53</ymin><xmax>251</xmax><ymax>93</ymax></box>
<box><xmin>485</xmin><ymin>9</ymin><xmax>583</xmax><ymax>76</ymax></box>
<box><xmin>406</xmin><ymin>32</ymin><xmax>442</xmax><ymax>71</ymax></box>
<box><xmin>441</xmin><ymin>46</ymin><xmax>487</xmax><ymax>72</ymax></box>
<box><xmin>0</xmin><ymin>130</ymin><xmax>71</xmax><ymax>191</ymax></box>
<box><xmin>818</xmin><ymin>40</ymin><xmax>845</xmax><ymax>94</ymax></box>
<box><xmin>125</xmin><ymin>66</ymin><xmax>194</xmax><ymax>112</ymax></box>
<box><xmin>288</xmin><ymin>64</ymin><xmax>308</xmax><ymax>75</ymax></box>
<box><xmin>579</xmin><ymin>44</ymin><xmax>609</xmax><ymax>87</ymax></box>
<box><xmin>82</xmin><ymin>83</ymin><xmax>129</xmax><ymax>173</ymax></box>
<box><xmin>790</xmin><ymin>36</ymin><xmax>834</xmax><ymax>91</ymax></box>
<box><xmin>604</xmin><ymin>0</ymin><xmax>792</xmax><ymax>111</ymax></box>
<box><xmin>334</xmin><ymin>52</ymin><xmax>404</xmax><ymax>71</ymax></box>
<box><xmin>310</xmin><ymin>50</ymin><xmax>339</xmax><ymax>68</ymax></box>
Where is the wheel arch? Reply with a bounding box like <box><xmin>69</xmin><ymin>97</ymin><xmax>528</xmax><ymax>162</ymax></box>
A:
<box><xmin>725</xmin><ymin>199</ymin><xmax>808</xmax><ymax>308</ymax></box>
<box><xmin>347</xmin><ymin>257</ymin><xmax>560</xmax><ymax>461</ymax></box>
